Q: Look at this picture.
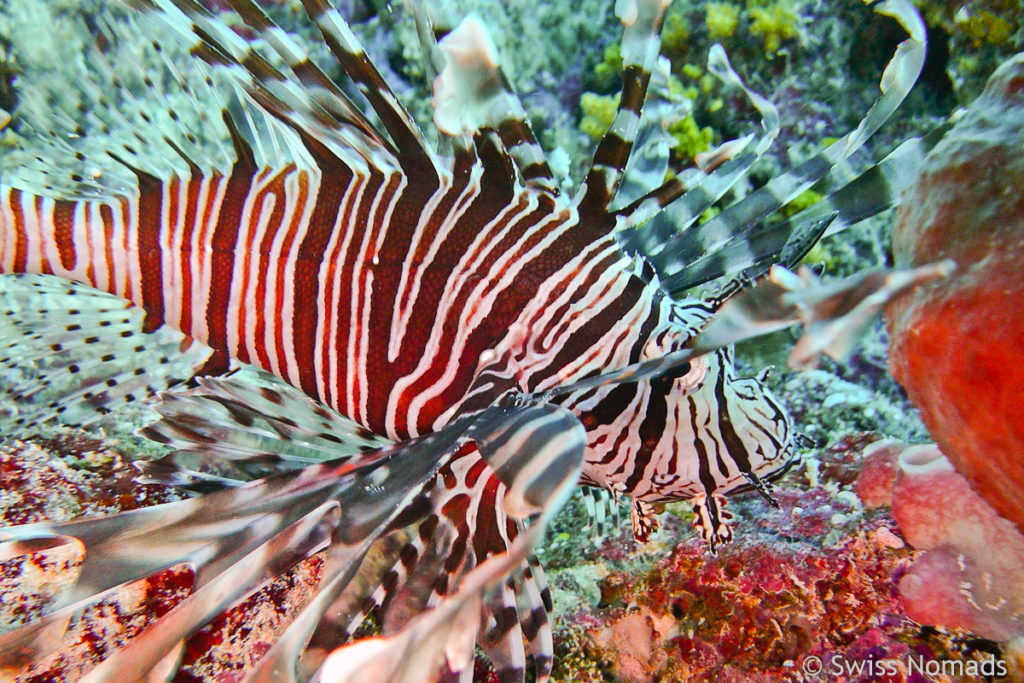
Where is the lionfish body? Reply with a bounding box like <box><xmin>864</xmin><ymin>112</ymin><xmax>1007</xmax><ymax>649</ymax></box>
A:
<box><xmin>1</xmin><ymin>150</ymin><xmax>783</xmax><ymax>528</ymax></box>
<box><xmin>0</xmin><ymin>0</ymin><xmax>789</xmax><ymax>542</ymax></box>
<box><xmin>0</xmin><ymin>0</ymin><xmax>928</xmax><ymax>679</ymax></box>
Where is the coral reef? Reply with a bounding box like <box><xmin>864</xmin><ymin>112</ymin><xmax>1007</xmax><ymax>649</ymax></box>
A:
<box><xmin>704</xmin><ymin>2</ymin><xmax>741</xmax><ymax>41</ymax></box>
<box><xmin>545</xmin><ymin>437</ymin><xmax>1016</xmax><ymax>682</ymax></box>
<box><xmin>666</xmin><ymin>111</ymin><xmax>715</xmax><ymax>163</ymax></box>
<box><xmin>886</xmin><ymin>52</ymin><xmax>1024</xmax><ymax>533</ymax></box>
<box><xmin>0</xmin><ymin>433</ymin><xmax>179</xmax><ymax>527</ymax></box>
<box><xmin>747</xmin><ymin>1</ymin><xmax>801</xmax><ymax>54</ymax></box>
<box><xmin>0</xmin><ymin>435</ymin><xmax>184</xmax><ymax>681</ymax></box>
<box><xmin>579</xmin><ymin>91</ymin><xmax>620</xmax><ymax>141</ymax></box>
<box><xmin>0</xmin><ymin>435</ymin><xmax>325</xmax><ymax>682</ymax></box>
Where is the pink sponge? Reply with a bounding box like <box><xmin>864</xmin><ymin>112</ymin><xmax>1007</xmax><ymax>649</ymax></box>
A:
<box><xmin>854</xmin><ymin>439</ymin><xmax>904</xmax><ymax>508</ymax></box>
<box><xmin>892</xmin><ymin>444</ymin><xmax>1024</xmax><ymax>641</ymax></box>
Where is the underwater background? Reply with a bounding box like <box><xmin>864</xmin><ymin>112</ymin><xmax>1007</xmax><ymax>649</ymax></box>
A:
<box><xmin>0</xmin><ymin>0</ymin><xmax>1022</xmax><ymax>680</ymax></box>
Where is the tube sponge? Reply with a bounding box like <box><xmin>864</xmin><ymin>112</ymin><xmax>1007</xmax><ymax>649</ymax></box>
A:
<box><xmin>891</xmin><ymin>444</ymin><xmax>1024</xmax><ymax>641</ymax></box>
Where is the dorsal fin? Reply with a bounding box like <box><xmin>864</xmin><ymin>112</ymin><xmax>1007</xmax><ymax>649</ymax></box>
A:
<box><xmin>221</xmin><ymin>0</ymin><xmax>393</xmax><ymax>151</ymax></box>
<box><xmin>141</xmin><ymin>0</ymin><xmax>397</xmax><ymax>175</ymax></box>
<box><xmin>613</xmin><ymin>44</ymin><xmax>780</xmax><ymax>241</ymax></box>
<box><xmin>221</xmin><ymin>109</ymin><xmax>257</xmax><ymax>172</ymax></box>
<box><xmin>299</xmin><ymin>0</ymin><xmax>440</xmax><ymax>175</ymax></box>
<box><xmin>576</xmin><ymin>0</ymin><xmax>672</xmax><ymax>221</ymax></box>
<box><xmin>619</xmin><ymin>0</ymin><xmax>927</xmax><ymax>297</ymax></box>
<box><xmin>660</xmin><ymin>123</ymin><xmax>951</xmax><ymax>295</ymax></box>
<box><xmin>0</xmin><ymin>6</ymin><xmax>236</xmax><ymax>199</ymax></box>
<box><xmin>432</xmin><ymin>13</ymin><xmax>559</xmax><ymax>195</ymax></box>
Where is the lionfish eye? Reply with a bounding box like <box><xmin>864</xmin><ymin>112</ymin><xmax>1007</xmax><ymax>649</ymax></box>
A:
<box><xmin>651</xmin><ymin>361</ymin><xmax>692</xmax><ymax>388</ymax></box>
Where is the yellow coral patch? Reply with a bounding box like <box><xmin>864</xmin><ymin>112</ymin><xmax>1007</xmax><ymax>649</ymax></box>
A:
<box><xmin>681</xmin><ymin>63</ymin><xmax>703</xmax><ymax>80</ymax></box>
<box><xmin>661</xmin><ymin>12</ymin><xmax>691</xmax><ymax>55</ymax></box>
<box><xmin>579</xmin><ymin>92</ymin><xmax>620</xmax><ymax>141</ymax></box>
<box><xmin>593</xmin><ymin>43</ymin><xmax>623</xmax><ymax>89</ymax></box>
<box><xmin>706</xmin><ymin>2</ymin><xmax>741</xmax><ymax>40</ymax></box>
<box><xmin>668</xmin><ymin>114</ymin><xmax>714</xmax><ymax>162</ymax></box>
<box><xmin>956</xmin><ymin>8</ymin><xmax>1015</xmax><ymax>47</ymax></box>
<box><xmin>748</xmin><ymin>1</ymin><xmax>799</xmax><ymax>53</ymax></box>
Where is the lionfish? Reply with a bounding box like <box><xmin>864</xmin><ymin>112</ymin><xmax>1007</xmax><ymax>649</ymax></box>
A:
<box><xmin>0</xmin><ymin>0</ymin><xmax>941</xmax><ymax>679</ymax></box>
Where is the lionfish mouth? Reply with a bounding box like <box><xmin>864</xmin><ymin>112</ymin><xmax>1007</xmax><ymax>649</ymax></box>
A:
<box><xmin>0</xmin><ymin>0</ymin><xmax>953</xmax><ymax>679</ymax></box>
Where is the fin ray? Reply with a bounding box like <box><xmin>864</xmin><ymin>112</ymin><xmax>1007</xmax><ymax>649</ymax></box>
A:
<box><xmin>0</xmin><ymin>276</ymin><xmax>217</xmax><ymax>433</ymax></box>
<box><xmin>641</xmin><ymin>0</ymin><xmax>926</xmax><ymax>295</ymax></box>
<box><xmin>577</xmin><ymin>0</ymin><xmax>672</xmax><ymax>219</ymax></box>
<box><xmin>138</xmin><ymin>367</ymin><xmax>390</xmax><ymax>479</ymax></box>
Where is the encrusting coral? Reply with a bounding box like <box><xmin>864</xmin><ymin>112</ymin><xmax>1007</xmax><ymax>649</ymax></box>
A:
<box><xmin>705</xmin><ymin>2</ymin><xmax>741</xmax><ymax>41</ymax></box>
<box><xmin>747</xmin><ymin>1</ymin><xmax>800</xmax><ymax>54</ymax></box>
<box><xmin>545</xmin><ymin>436</ymin><xmax>1017</xmax><ymax>682</ymax></box>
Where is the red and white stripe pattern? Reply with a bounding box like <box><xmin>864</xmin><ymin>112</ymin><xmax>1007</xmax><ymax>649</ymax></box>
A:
<box><xmin>0</xmin><ymin>164</ymin><xmax>661</xmax><ymax>439</ymax></box>
<box><xmin>1</xmin><ymin>189</ymin><xmax>141</xmax><ymax>304</ymax></box>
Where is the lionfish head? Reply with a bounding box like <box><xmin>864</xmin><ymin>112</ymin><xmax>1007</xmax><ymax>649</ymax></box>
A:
<box><xmin>568</xmin><ymin>299</ymin><xmax>793</xmax><ymax>547</ymax></box>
